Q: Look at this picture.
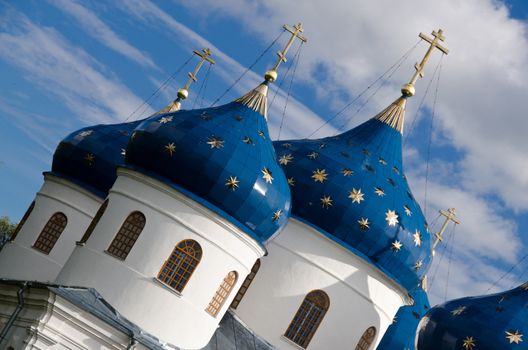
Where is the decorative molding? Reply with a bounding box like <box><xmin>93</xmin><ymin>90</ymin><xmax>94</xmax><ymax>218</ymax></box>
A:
<box><xmin>374</xmin><ymin>97</ymin><xmax>406</xmax><ymax>134</ymax></box>
<box><xmin>234</xmin><ymin>83</ymin><xmax>268</xmax><ymax>119</ymax></box>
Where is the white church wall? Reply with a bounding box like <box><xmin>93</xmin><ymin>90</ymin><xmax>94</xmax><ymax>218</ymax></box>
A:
<box><xmin>233</xmin><ymin>218</ymin><xmax>409</xmax><ymax>350</ymax></box>
<box><xmin>0</xmin><ymin>173</ymin><xmax>102</xmax><ymax>283</ymax></box>
<box><xmin>56</xmin><ymin>168</ymin><xmax>265</xmax><ymax>349</ymax></box>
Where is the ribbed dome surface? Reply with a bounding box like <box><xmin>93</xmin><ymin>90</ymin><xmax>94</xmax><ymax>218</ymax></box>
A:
<box><xmin>52</xmin><ymin>120</ymin><xmax>142</xmax><ymax>198</ymax></box>
<box><xmin>377</xmin><ymin>287</ymin><xmax>430</xmax><ymax>349</ymax></box>
<box><xmin>416</xmin><ymin>283</ymin><xmax>528</xmax><ymax>350</ymax></box>
<box><xmin>125</xmin><ymin>83</ymin><xmax>291</xmax><ymax>244</ymax></box>
<box><xmin>273</xmin><ymin>97</ymin><xmax>432</xmax><ymax>290</ymax></box>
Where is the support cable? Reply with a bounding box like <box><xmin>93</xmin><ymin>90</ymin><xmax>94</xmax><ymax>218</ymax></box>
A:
<box><xmin>444</xmin><ymin>223</ymin><xmax>457</xmax><ymax>301</ymax></box>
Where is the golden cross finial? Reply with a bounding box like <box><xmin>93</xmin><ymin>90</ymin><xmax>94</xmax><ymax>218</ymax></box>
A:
<box><xmin>160</xmin><ymin>48</ymin><xmax>215</xmax><ymax>113</ymax></box>
<box><xmin>264</xmin><ymin>23</ymin><xmax>307</xmax><ymax>82</ymax></box>
<box><xmin>432</xmin><ymin>207</ymin><xmax>460</xmax><ymax>254</ymax></box>
<box><xmin>402</xmin><ymin>29</ymin><xmax>449</xmax><ymax>97</ymax></box>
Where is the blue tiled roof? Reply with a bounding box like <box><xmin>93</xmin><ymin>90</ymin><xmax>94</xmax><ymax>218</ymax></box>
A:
<box><xmin>125</xmin><ymin>85</ymin><xmax>291</xmax><ymax>244</ymax></box>
<box><xmin>416</xmin><ymin>282</ymin><xmax>528</xmax><ymax>350</ymax></box>
<box><xmin>51</xmin><ymin>120</ymin><xmax>142</xmax><ymax>198</ymax></box>
<box><xmin>273</xmin><ymin>96</ymin><xmax>432</xmax><ymax>290</ymax></box>
<box><xmin>377</xmin><ymin>287</ymin><xmax>430</xmax><ymax>349</ymax></box>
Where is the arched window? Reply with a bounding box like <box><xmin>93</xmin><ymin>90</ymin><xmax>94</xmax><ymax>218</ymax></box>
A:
<box><xmin>158</xmin><ymin>239</ymin><xmax>202</xmax><ymax>293</ymax></box>
<box><xmin>106</xmin><ymin>211</ymin><xmax>145</xmax><ymax>260</ymax></box>
<box><xmin>355</xmin><ymin>326</ymin><xmax>377</xmax><ymax>350</ymax></box>
<box><xmin>230</xmin><ymin>259</ymin><xmax>260</xmax><ymax>309</ymax></box>
<box><xmin>285</xmin><ymin>290</ymin><xmax>330</xmax><ymax>348</ymax></box>
<box><xmin>79</xmin><ymin>199</ymin><xmax>108</xmax><ymax>244</ymax></box>
<box><xmin>10</xmin><ymin>201</ymin><xmax>35</xmax><ymax>241</ymax></box>
<box><xmin>206</xmin><ymin>271</ymin><xmax>238</xmax><ymax>317</ymax></box>
<box><xmin>33</xmin><ymin>212</ymin><xmax>67</xmax><ymax>254</ymax></box>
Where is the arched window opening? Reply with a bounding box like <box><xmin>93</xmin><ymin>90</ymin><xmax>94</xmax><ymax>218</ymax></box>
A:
<box><xmin>106</xmin><ymin>211</ymin><xmax>145</xmax><ymax>260</ymax></box>
<box><xmin>33</xmin><ymin>212</ymin><xmax>67</xmax><ymax>254</ymax></box>
<box><xmin>80</xmin><ymin>199</ymin><xmax>109</xmax><ymax>244</ymax></box>
<box><xmin>206</xmin><ymin>271</ymin><xmax>238</xmax><ymax>317</ymax></box>
<box><xmin>284</xmin><ymin>290</ymin><xmax>330</xmax><ymax>348</ymax></box>
<box><xmin>230</xmin><ymin>259</ymin><xmax>261</xmax><ymax>309</ymax></box>
<box><xmin>355</xmin><ymin>326</ymin><xmax>377</xmax><ymax>350</ymax></box>
<box><xmin>157</xmin><ymin>239</ymin><xmax>202</xmax><ymax>293</ymax></box>
<box><xmin>10</xmin><ymin>201</ymin><xmax>35</xmax><ymax>242</ymax></box>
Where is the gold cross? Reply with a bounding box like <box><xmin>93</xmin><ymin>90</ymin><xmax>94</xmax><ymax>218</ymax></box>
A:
<box><xmin>402</xmin><ymin>29</ymin><xmax>449</xmax><ymax>97</ymax></box>
<box><xmin>265</xmin><ymin>23</ymin><xmax>308</xmax><ymax>82</ymax></box>
<box><xmin>432</xmin><ymin>207</ymin><xmax>460</xmax><ymax>252</ymax></box>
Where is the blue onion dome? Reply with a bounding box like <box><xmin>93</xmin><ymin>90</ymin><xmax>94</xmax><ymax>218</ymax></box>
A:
<box><xmin>52</xmin><ymin>120</ymin><xmax>143</xmax><ymax>198</ymax></box>
<box><xmin>273</xmin><ymin>96</ymin><xmax>432</xmax><ymax>290</ymax></box>
<box><xmin>377</xmin><ymin>287</ymin><xmax>430</xmax><ymax>349</ymax></box>
<box><xmin>416</xmin><ymin>282</ymin><xmax>528</xmax><ymax>350</ymax></box>
<box><xmin>125</xmin><ymin>82</ymin><xmax>291</xmax><ymax>244</ymax></box>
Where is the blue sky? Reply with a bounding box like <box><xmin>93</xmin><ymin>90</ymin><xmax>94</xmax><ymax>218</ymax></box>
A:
<box><xmin>0</xmin><ymin>0</ymin><xmax>527</xmax><ymax>304</ymax></box>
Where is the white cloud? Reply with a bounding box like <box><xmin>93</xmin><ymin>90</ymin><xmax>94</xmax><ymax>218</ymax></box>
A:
<box><xmin>47</xmin><ymin>0</ymin><xmax>159</xmax><ymax>69</ymax></box>
<box><xmin>0</xmin><ymin>9</ymin><xmax>153</xmax><ymax>127</ymax></box>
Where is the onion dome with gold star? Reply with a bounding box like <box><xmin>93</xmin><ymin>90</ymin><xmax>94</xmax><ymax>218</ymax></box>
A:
<box><xmin>51</xmin><ymin>120</ymin><xmax>143</xmax><ymax>198</ymax></box>
<box><xmin>416</xmin><ymin>282</ymin><xmax>528</xmax><ymax>350</ymax></box>
<box><xmin>273</xmin><ymin>29</ymin><xmax>449</xmax><ymax>290</ymax></box>
<box><xmin>50</xmin><ymin>49</ymin><xmax>215</xmax><ymax>199</ymax></box>
<box><xmin>124</xmin><ymin>25</ymin><xmax>308</xmax><ymax>244</ymax></box>
<box><xmin>377</xmin><ymin>286</ymin><xmax>430</xmax><ymax>349</ymax></box>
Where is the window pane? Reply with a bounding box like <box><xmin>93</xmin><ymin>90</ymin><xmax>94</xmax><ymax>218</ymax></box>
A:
<box><xmin>157</xmin><ymin>239</ymin><xmax>202</xmax><ymax>293</ymax></box>
<box><xmin>206</xmin><ymin>271</ymin><xmax>237</xmax><ymax>317</ymax></box>
<box><xmin>230</xmin><ymin>259</ymin><xmax>260</xmax><ymax>309</ymax></box>
<box><xmin>285</xmin><ymin>290</ymin><xmax>329</xmax><ymax>348</ymax></box>
<box><xmin>106</xmin><ymin>211</ymin><xmax>145</xmax><ymax>260</ymax></box>
<box><xmin>33</xmin><ymin>212</ymin><xmax>67</xmax><ymax>254</ymax></box>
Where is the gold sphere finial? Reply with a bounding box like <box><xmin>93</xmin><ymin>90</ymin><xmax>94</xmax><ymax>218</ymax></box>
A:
<box><xmin>177</xmin><ymin>88</ymin><xmax>189</xmax><ymax>100</ymax></box>
<box><xmin>264</xmin><ymin>69</ymin><xmax>278</xmax><ymax>82</ymax></box>
<box><xmin>401</xmin><ymin>83</ymin><xmax>415</xmax><ymax>97</ymax></box>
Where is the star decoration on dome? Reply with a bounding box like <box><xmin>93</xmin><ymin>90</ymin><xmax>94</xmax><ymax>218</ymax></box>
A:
<box><xmin>84</xmin><ymin>153</ymin><xmax>94</xmax><ymax>166</ymax></box>
<box><xmin>225</xmin><ymin>176</ymin><xmax>239</xmax><ymax>191</ymax></box>
<box><xmin>342</xmin><ymin>168</ymin><xmax>353</xmax><ymax>176</ymax></box>
<box><xmin>413</xmin><ymin>230</ymin><xmax>422</xmax><ymax>246</ymax></box>
<box><xmin>282</xmin><ymin>143</ymin><xmax>292</xmax><ymax>149</ymax></box>
<box><xmin>121</xmin><ymin>148</ymin><xmax>126</xmax><ymax>157</ymax></box>
<box><xmin>307</xmin><ymin>152</ymin><xmax>319</xmax><ymax>160</ymax></box>
<box><xmin>207</xmin><ymin>136</ymin><xmax>224</xmax><ymax>149</ymax></box>
<box><xmin>391</xmin><ymin>240</ymin><xmax>403</xmax><ymax>252</ymax></box>
<box><xmin>414</xmin><ymin>260</ymin><xmax>423</xmax><ymax>270</ymax></box>
<box><xmin>319</xmin><ymin>143</ymin><xmax>327</xmax><ymax>149</ymax></box>
<box><xmin>272</xmin><ymin>209</ymin><xmax>282</xmax><ymax>222</ymax></box>
<box><xmin>451</xmin><ymin>306</ymin><xmax>466</xmax><ymax>316</ymax></box>
<box><xmin>243</xmin><ymin>136</ymin><xmax>253</xmax><ymax>145</ymax></box>
<box><xmin>201</xmin><ymin>112</ymin><xmax>212</xmax><ymax>120</ymax></box>
<box><xmin>78</xmin><ymin>130</ymin><xmax>93</xmax><ymax>138</ymax></box>
<box><xmin>165</xmin><ymin>142</ymin><xmax>176</xmax><ymax>156</ymax></box>
<box><xmin>374</xmin><ymin>187</ymin><xmax>385</xmax><ymax>197</ymax></box>
<box><xmin>279</xmin><ymin>154</ymin><xmax>293</xmax><ymax>165</ymax></box>
<box><xmin>320</xmin><ymin>195</ymin><xmax>333</xmax><ymax>209</ymax></box>
<box><xmin>385</xmin><ymin>210</ymin><xmax>399</xmax><ymax>226</ymax></box>
<box><xmin>462</xmin><ymin>336</ymin><xmax>476</xmax><ymax>350</ymax></box>
<box><xmin>287</xmin><ymin>177</ymin><xmax>295</xmax><ymax>187</ymax></box>
<box><xmin>312</xmin><ymin>169</ymin><xmax>328</xmax><ymax>183</ymax></box>
<box><xmin>262</xmin><ymin>168</ymin><xmax>274</xmax><ymax>184</ymax></box>
<box><xmin>258</xmin><ymin>130</ymin><xmax>265</xmax><ymax>139</ymax></box>
<box><xmin>404</xmin><ymin>205</ymin><xmax>412</xmax><ymax>216</ymax></box>
<box><xmin>363</xmin><ymin>149</ymin><xmax>370</xmax><ymax>155</ymax></box>
<box><xmin>358</xmin><ymin>218</ymin><xmax>370</xmax><ymax>230</ymax></box>
<box><xmin>348</xmin><ymin>188</ymin><xmax>364</xmax><ymax>204</ymax></box>
<box><xmin>392</xmin><ymin>315</ymin><xmax>398</xmax><ymax>324</ymax></box>
<box><xmin>505</xmin><ymin>330</ymin><xmax>523</xmax><ymax>344</ymax></box>
<box><xmin>393</xmin><ymin>166</ymin><xmax>400</xmax><ymax>174</ymax></box>
<box><xmin>365</xmin><ymin>165</ymin><xmax>375</xmax><ymax>173</ymax></box>
<box><xmin>379</xmin><ymin>158</ymin><xmax>387</xmax><ymax>165</ymax></box>
<box><xmin>158</xmin><ymin>116</ymin><xmax>173</xmax><ymax>124</ymax></box>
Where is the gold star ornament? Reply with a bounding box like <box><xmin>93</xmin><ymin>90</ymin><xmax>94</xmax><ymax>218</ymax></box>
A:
<box><xmin>287</xmin><ymin>177</ymin><xmax>296</xmax><ymax>187</ymax></box>
<box><xmin>279</xmin><ymin>154</ymin><xmax>293</xmax><ymax>165</ymax></box>
<box><xmin>348</xmin><ymin>188</ymin><xmax>364</xmax><ymax>204</ymax></box>
<box><xmin>451</xmin><ymin>306</ymin><xmax>466</xmax><ymax>316</ymax></box>
<box><xmin>158</xmin><ymin>116</ymin><xmax>173</xmax><ymax>124</ymax></box>
<box><xmin>164</xmin><ymin>142</ymin><xmax>176</xmax><ymax>156</ymax></box>
<box><xmin>385</xmin><ymin>210</ymin><xmax>399</xmax><ymax>226</ymax></box>
<box><xmin>505</xmin><ymin>330</ymin><xmax>523</xmax><ymax>344</ymax></box>
<box><xmin>272</xmin><ymin>209</ymin><xmax>282</xmax><ymax>222</ymax></box>
<box><xmin>225</xmin><ymin>176</ymin><xmax>239</xmax><ymax>191</ymax></box>
<box><xmin>307</xmin><ymin>152</ymin><xmax>318</xmax><ymax>160</ymax></box>
<box><xmin>262</xmin><ymin>167</ymin><xmax>274</xmax><ymax>184</ymax></box>
<box><xmin>413</xmin><ymin>230</ymin><xmax>422</xmax><ymax>246</ymax></box>
<box><xmin>374</xmin><ymin>187</ymin><xmax>385</xmax><ymax>197</ymax></box>
<box><xmin>207</xmin><ymin>136</ymin><xmax>224</xmax><ymax>149</ymax></box>
<box><xmin>341</xmin><ymin>168</ymin><xmax>353</xmax><ymax>176</ymax></box>
<box><xmin>320</xmin><ymin>195</ymin><xmax>333</xmax><ymax>209</ymax></box>
<box><xmin>84</xmin><ymin>153</ymin><xmax>94</xmax><ymax>166</ymax></box>
<box><xmin>391</xmin><ymin>240</ymin><xmax>403</xmax><ymax>252</ymax></box>
<box><xmin>312</xmin><ymin>169</ymin><xmax>328</xmax><ymax>183</ymax></box>
<box><xmin>358</xmin><ymin>218</ymin><xmax>370</xmax><ymax>230</ymax></box>
<box><xmin>462</xmin><ymin>336</ymin><xmax>476</xmax><ymax>350</ymax></box>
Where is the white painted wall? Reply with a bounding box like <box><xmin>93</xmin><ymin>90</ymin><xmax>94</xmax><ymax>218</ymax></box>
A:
<box><xmin>56</xmin><ymin>168</ymin><xmax>265</xmax><ymax>349</ymax></box>
<box><xmin>0</xmin><ymin>174</ymin><xmax>102</xmax><ymax>282</ymax></box>
<box><xmin>233</xmin><ymin>219</ymin><xmax>410</xmax><ymax>350</ymax></box>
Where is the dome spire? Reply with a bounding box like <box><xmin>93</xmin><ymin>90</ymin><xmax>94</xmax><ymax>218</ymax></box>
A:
<box><xmin>401</xmin><ymin>29</ymin><xmax>449</xmax><ymax>97</ymax></box>
<box><xmin>236</xmin><ymin>23</ymin><xmax>307</xmax><ymax>119</ymax></box>
<box><xmin>160</xmin><ymin>48</ymin><xmax>215</xmax><ymax>113</ymax></box>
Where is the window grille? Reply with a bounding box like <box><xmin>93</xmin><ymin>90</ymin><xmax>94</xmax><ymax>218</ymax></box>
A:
<box><xmin>354</xmin><ymin>326</ymin><xmax>377</xmax><ymax>350</ymax></box>
<box><xmin>206</xmin><ymin>271</ymin><xmax>237</xmax><ymax>317</ymax></box>
<box><xmin>33</xmin><ymin>212</ymin><xmax>67</xmax><ymax>254</ymax></box>
<box><xmin>157</xmin><ymin>239</ymin><xmax>202</xmax><ymax>293</ymax></box>
<box><xmin>230</xmin><ymin>259</ymin><xmax>260</xmax><ymax>309</ymax></box>
<box><xmin>284</xmin><ymin>290</ymin><xmax>330</xmax><ymax>348</ymax></box>
<box><xmin>106</xmin><ymin>211</ymin><xmax>145</xmax><ymax>259</ymax></box>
